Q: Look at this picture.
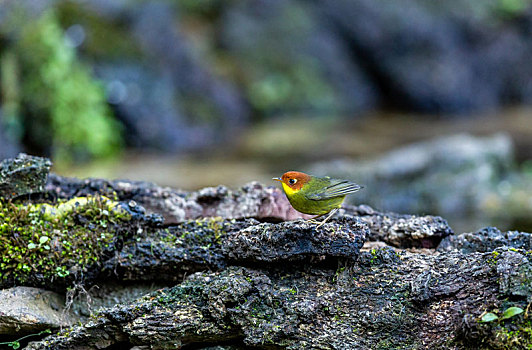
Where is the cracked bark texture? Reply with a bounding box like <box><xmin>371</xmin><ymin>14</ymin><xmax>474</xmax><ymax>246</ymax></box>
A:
<box><xmin>26</xmin><ymin>248</ymin><xmax>531</xmax><ymax>350</ymax></box>
<box><xmin>0</xmin><ymin>155</ymin><xmax>529</xmax><ymax>349</ymax></box>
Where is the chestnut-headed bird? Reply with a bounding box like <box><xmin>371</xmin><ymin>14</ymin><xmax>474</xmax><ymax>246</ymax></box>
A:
<box><xmin>273</xmin><ymin>171</ymin><xmax>361</xmax><ymax>227</ymax></box>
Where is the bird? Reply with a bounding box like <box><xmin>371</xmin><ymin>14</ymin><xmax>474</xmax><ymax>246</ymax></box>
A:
<box><xmin>273</xmin><ymin>171</ymin><xmax>362</xmax><ymax>227</ymax></box>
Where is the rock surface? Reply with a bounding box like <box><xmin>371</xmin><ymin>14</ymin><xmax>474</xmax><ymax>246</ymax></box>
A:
<box><xmin>0</xmin><ymin>287</ymin><xmax>77</xmax><ymax>334</ymax></box>
<box><xmin>45</xmin><ymin>176</ymin><xmax>312</xmax><ymax>224</ymax></box>
<box><xmin>343</xmin><ymin>205</ymin><xmax>454</xmax><ymax>248</ymax></box>
<box><xmin>26</xmin><ymin>249</ymin><xmax>532</xmax><ymax>349</ymax></box>
<box><xmin>0</xmin><ymin>154</ymin><xmax>529</xmax><ymax>349</ymax></box>
<box><xmin>45</xmin><ymin>174</ymin><xmax>453</xmax><ymax>248</ymax></box>
<box><xmin>223</xmin><ymin>217</ymin><xmax>367</xmax><ymax>263</ymax></box>
<box><xmin>439</xmin><ymin>226</ymin><xmax>532</xmax><ymax>253</ymax></box>
<box><xmin>0</xmin><ymin>154</ymin><xmax>51</xmax><ymax>199</ymax></box>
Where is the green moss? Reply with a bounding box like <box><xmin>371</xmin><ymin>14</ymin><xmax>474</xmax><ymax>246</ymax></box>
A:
<box><xmin>161</xmin><ymin>217</ymin><xmax>232</xmax><ymax>248</ymax></box>
<box><xmin>28</xmin><ymin>196</ymin><xmax>129</xmax><ymax>221</ymax></box>
<box><xmin>151</xmin><ymin>282</ymin><xmax>205</xmax><ymax>307</ymax></box>
<box><xmin>370</xmin><ymin>248</ymin><xmax>378</xmax><ymax>264</ymax></box>
<box><xmin>0</xmin><ymin>195</ymin><xmax>130</xmax><ymax>285</ymax></box>
<box><xmin>474</xmin><ymin>303</ymin><xmax>531</xmax><ymax>349</ymax></box>
<box><xmin>487</xmin><ymin>250</ymin><xmax>501</xmax><ymax>267</ymax></box>
<box><xmin>491</xmin><ymin>319</ymin><xmax>532</xmax><ymax>349</ymax></box>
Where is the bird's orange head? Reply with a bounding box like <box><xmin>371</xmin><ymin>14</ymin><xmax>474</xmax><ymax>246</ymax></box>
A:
<box><xmin>273</xmin><ymin>171</ymin><xmax>312</xmax><ymax>192</ymax></box>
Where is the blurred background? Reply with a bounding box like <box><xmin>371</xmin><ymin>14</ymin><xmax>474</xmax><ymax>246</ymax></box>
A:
<box><xmin>1</xmin><ymin>0</ymin><xmax>532</xmax><ymax>233</ymax></box>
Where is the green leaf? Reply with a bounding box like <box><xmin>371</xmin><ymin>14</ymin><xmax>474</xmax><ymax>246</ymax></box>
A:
<box><xmin>501</xmin><ymin>306</ymin><xmax>524</xmax><ymax>320</ymax></box>
<box><xmin>481</xmin><ymin>312</ymin><xmax>499</xmax><ymax>323</ymax></box>
<box><xmin>27</xmin><ymin>243</ymin><xmax>37</xmax><ymax>250</ymax></box>
<box><xmin>39</xmin><ymin>236</ymin><xmax>49</xmax><ymax>244</ymax></box>
<box><xmin>10</xmin><ymin>341</ymin><xmax>20</xmax><ymax>349</ymax></box>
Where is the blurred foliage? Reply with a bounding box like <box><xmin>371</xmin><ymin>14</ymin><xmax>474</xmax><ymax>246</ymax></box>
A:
<box><xmin>174</xmin><ymin>0</ymin><xmax>340</xmax><ymax>117</ymax></box>
<box><xmin>247</xmin><ymin>63</ymin><xmax>337</xmax><ymax>115</ymax></box>
<box><xmin>56</xmin><ymin>2</ymin><xmax>142</xmax><ymax>59</ymax></box>
<box><xmin>496</xmin><ymin>0</ymin><xmax>532</xmax><ymax>16</ymax></box>
<box><xmin>1</xmin><ymin>10</ymin><xmax>122</xmax><ymax>163</ymax></box>
<box><xmin>225</xmin><ymin>3</ymin><xmax>339</xmax><ymax>116</ymax></box>
<box><xmin>178</xmin><ymin>0</ymin><xmax>222</xmax><ymax>17</ymax></box>
<box><xmin>0</xmin><ymin>51</ymin><xmax>22</xmax><ymax>143</ymax></box>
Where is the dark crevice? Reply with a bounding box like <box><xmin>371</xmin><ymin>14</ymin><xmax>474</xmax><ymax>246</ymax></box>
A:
<box><xmin>104</xmin><ymin>341</ymin><xmax>135</xmax><ymax>349</ymax></box>
<box><xmin>225</xmin><ymin>257</ymin><xmax>358</xmax><ymax>275</ymax></box>
<box><xmin>180</xmin><ymin>337</ymin><xmax>249</xmax><ymax>350</ymax></box>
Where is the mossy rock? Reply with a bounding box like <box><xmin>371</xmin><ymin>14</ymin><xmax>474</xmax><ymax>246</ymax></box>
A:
<box><xmin>0</xmin><ymin>195</ymin><xmax>131</xmax><ymax>290</ymax></box>
<box><xmin>0</xmin><ymin>154</ymin><xmax>51</xmax><ymax>199</ymax></box>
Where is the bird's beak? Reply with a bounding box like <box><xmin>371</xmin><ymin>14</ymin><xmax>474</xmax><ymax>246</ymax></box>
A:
<box><xmin>272</xmin><ymin>177</ymin><xmax>282</xmax><ymax>182</ymax></box>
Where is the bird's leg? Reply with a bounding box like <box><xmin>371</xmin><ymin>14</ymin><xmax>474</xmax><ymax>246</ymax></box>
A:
<box><xmin>306</xmin><ymin>212</ymin><xmax>327</xmax><ymax>224</ymax></box>
<box><xmin>316</xmin><ymin>208</ymin><xmax>338</xmax><ymax>228</ymax></box>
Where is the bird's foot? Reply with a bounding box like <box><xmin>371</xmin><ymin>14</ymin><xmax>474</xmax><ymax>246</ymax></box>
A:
<box><xmin>308</xmin><ymin>208</ymin><xmax>339</xmax><ymax>228</ymax></box>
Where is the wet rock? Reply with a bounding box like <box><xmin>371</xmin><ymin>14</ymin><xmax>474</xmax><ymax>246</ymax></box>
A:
<box><xmin>223</xmin><ymin>217</ymin><xmax>368</xmax><ymax>263</ymax></box>
<box><xmin>343</xmin><ymin>205</ymin><xmax>453</xmax><ymax>248</ymax></box>
<box><xmin>45</xmin><ymin>174</ymin><xmax>195</xmax><ymax>223</ymax></box>
<box><xmin>0</xmin><ymin>287</ymin><xmax>77</xmax><ymax>335</ymax></box>
<box><xmin>188</xmin><ymin>182</ymin><xmax>313</xmax><ymax>222</ymax></box>
<box><xmin>0</xmin><ymin>156</ymin><xmax>529</xmax><ymax>349</ymax></box>
<box><xmin>46</xmin><ymin>174</ymin><xmax>455</xmax><ymax>250</ymax></box>
<box><xmin>496</xmin><ymin>249</ymin><xmax>532</xmax><ymax>302</ymax></box>
<box><xmin>1</xmin><ymin>193</ymin><xmax>367</xmax><ymax>290</ymax></box>
<box><xmin>100</xmin><ymin>218</ymin><xmax>246</xmax><ymax>283</ymax></box>
<box><xmin>438</xmin><ymin>226</ymin><xmax>532</xmax><ymax>253</ymax></box>
<box><xmin>100</xmin><ymin>217</ymin><xmax>367</xmax><ymax>284</ymax></box>
<box><xmin>0</xmin><ymin>153</ymin><xmax>51</xmax><ymax>199</ymax></box>
<box><xmin>68</xmin><ymin>282</ymin><xmax>165</xmax><ymax>319</ymax></box>
<box><xmin>0</xmin><ymin>193</ymin><xmax>146</xmax><ymax>290</ymax></box>
<box><xmin>26</xmin><ymin>248</ymin><xmax>532</xmax><ymax>350</ymax></box>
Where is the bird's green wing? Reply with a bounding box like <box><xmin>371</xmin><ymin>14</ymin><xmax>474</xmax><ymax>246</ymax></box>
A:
<box><xmin>305</xmin><ymin>178</ymin><xmax>362</xmax><ymax>200</ymax></box>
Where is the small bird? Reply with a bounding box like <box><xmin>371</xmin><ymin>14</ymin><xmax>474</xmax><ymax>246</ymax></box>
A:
<box><xmin>273</xmin><ymin>171</ymin><xmax>362</xmax><ymax>227</ymax></box>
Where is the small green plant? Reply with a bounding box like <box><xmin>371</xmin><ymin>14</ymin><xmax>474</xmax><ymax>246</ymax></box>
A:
<box><xmin>370</xmin><ymin>248</ymin><xmax>378</xmax><ymax>264</ymax></box>
<box><xmin>0</xmin><ymin>329</ymin><xmax>51</xmax><ymax>349</ymax></box>
<box><xmin>480</xmin><ymin>306</ymin><xmax>524</xmax><ymax>323</ymax></box>
<box><xmin>333</xmin><ymin>266</ymin><xmax>346</xmax><ymax>283</ymax></box>
<box><xmin>487</xmin><ymin>250</ymin><xmax>500</xmax><ymax>266</ymax></box>
<box><xmin>27</xmin><ymin>236</ymin><xmax>50</xmax><ymax>251</ymax></box>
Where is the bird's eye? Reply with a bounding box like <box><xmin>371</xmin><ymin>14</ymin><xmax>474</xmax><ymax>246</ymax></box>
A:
<box><xmin>289</xmin><ymin>178</ymin><xmax>297</xmax><ymax>185</ymax></box>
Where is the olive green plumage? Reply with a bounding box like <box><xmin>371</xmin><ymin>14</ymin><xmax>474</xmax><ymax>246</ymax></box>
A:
<box><xmin>273</xmin><ymin>171</ymin><xmax>362</xmax><ymax>223</ymax></box>
<box><xmin>286</xmin><ymin>176</ymin><xmax>361</xmax><ymax>215</ymax></box>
